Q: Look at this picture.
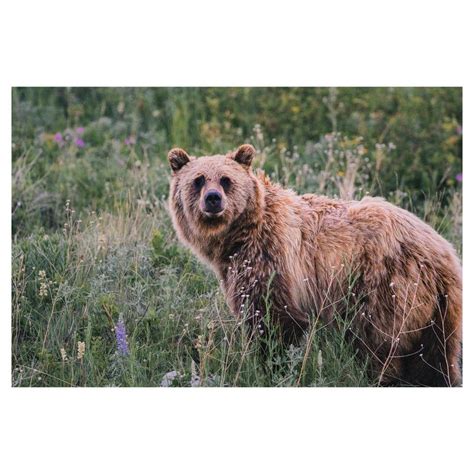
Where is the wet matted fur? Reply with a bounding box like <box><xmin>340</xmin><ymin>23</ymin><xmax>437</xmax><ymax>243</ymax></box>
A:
<box><xmin>168</xmin><ymin>144</ymin><xmax>462</xmax><ymax>386</ymax></box>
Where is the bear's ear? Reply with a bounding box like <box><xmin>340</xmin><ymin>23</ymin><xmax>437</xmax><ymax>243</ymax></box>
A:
<box><xmin>232</xmin><ymin>144</ymin><xmax>256</xmax><ymax>169</ymax></box>
<box><xmin>168</xmin><ymin>148</ymin><xmax>191</xmax><ymax>173</ymax></box>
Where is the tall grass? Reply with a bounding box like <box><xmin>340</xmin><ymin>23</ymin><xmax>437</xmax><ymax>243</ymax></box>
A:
<box><xmin>12</xmin><ymin>197</ymin><xmax>375</xmax><ymax>387</ymax></box>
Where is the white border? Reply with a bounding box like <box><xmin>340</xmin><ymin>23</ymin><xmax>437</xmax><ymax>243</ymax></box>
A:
<box><xmin>1</xmin><ymin>1</ymin><xmax>472</xmax><ymax>473</ymax></box>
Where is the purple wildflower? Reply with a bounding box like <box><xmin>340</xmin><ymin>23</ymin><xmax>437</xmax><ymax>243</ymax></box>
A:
<box><xmin>115</xmin><ymin>318</ymin><xmax>129</xmax><ymax>356</ymax></box>
<box><xmin>54</xmin><ymin>132</ymin><xmax>63</xmax><ymax>144</ymax></box>
<box><xmin>456</xmin><ymin>126</ymin><xmax>462</xmax><ymax>136</ymax></box>
<box><xmin>124</xmin><ymin>136</ymin><xmax>136</xmax><ymax>146</ymax></box>
<box><xmin>75</xmin><ymin>137</ymin><xmax>85</xmax><ymax>148</ymax></box>
<box><xmin>76</xmin><ymin>127</ymin><xmax>85</xmax><ymax>135</ymax></box>
<box><xmin>455</xmin><ymin>173</ymin><xmax>462</xmax><ymax>183</ymax></box>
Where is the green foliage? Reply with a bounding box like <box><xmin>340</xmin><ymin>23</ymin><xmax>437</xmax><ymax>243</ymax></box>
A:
<box><xmin>11</xmin><ymin>87</ymin><xmax>462</xmax><ymax>386</ymax></box>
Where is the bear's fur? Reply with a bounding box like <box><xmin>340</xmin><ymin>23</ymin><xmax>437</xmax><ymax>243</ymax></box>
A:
<box><xmin>168</xmin><ymin>144</ymin><xmax>462</xmax><ymax>386</ymax></box>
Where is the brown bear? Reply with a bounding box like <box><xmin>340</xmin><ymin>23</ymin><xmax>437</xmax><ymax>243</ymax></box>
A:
<box><xmin>168</xmin><ymin>144</ymin><xmax>462</xmax><ymax>386</ymax></box>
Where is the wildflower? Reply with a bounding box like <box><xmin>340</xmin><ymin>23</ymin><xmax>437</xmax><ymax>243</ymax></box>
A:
<box><xmin>77</xmin><ymin>341</ymin><xmax>85</xmax><ymax>360</ymax></box>
<box><xmin>74</xmin><ymin>137</ymin><xmax>85</xmax><ymax>148</ymax></box>
<box><xmin>60</xmin><ymin>347</ymin><xmax>68</xmax><ymax>362</ymax></box>
<box><xmin>114</xmin><ymin>317</ymin><xmax>129</xmax><ymax>356</ymax></box>
<box><xmin>75</xmin><ymin>127</ymin><xmax>84</xmax><ymax>135</ymax></box>
<box><xmin>54</xmin><ymin>132</ymin><xmax>63</xmax><ymax>144</ymax></box>
<box><xmin>455</xmin><ymin>173</ymin><xmax>462</xmax><ymax>183</ymax></box>
<box><xmin>124</xmin><ymin>136</ymin><xmax>136</xmax><ymax>145</ymax></box>
<box><xmin>317</xmin><ymin>350</ymin><xmax>323</xmax><ymax>371</ymax></box>
<box><xmin>194</xmin><ymin>335</ymin><xmax>204</xmax><ymax>349</ymax></box>
<box><xmin>38</xmin><ymin>270</ymin><xmax>49</xmax><ymax>298</ymax></box>
<box><xmin>207</xmin><ymin>321</ymin><xmax>215</xmax><ymax>330</ymax></box>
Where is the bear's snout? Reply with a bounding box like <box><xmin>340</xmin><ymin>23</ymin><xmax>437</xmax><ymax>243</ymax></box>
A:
<box><xmin>204</xmin><ymin>190</ymin><xmax>223</xmax><ymax>214</ymax></box>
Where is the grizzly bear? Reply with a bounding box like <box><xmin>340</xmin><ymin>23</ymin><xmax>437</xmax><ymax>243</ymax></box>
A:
<box><xmin>168</xmin><ymin>144</ymin><xmax>462</xmax><ymax>386</ymax></box>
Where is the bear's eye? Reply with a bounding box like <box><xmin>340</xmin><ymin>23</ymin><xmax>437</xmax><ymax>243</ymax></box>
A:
<box><xmin>193</xmin><ymin>175</ymin><xmax>205</xmax><ymax>190</ymax></box>
<box><xmin>220</xmin><ymin>176</ymin><xmax>231</xmax><ymax>192</ymax></box>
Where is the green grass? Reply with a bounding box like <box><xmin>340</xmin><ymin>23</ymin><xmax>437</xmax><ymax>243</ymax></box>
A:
<box><xmin>11</xmin><ymin>87</ymin><xmax>462</xmax><ymax>387</ymax></box>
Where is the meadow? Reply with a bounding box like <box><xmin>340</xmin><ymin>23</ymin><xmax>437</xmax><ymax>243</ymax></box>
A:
<box><xmin>11</xmin><ymin>87</ymin><xmax>462</xmax><ymax>387</ymax></box>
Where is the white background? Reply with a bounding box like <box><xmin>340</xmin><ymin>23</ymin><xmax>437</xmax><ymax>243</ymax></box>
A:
<box><xmin>0</xmin><ymin>1</ymin><xmax>472</xmax><ymax>473</ymax></box>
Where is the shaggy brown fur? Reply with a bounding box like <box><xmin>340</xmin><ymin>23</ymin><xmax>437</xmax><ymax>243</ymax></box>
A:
<box><xmin>168</xmin><ymin>144</ymin><xmax>462</xmax><ymax>386</ymax></box>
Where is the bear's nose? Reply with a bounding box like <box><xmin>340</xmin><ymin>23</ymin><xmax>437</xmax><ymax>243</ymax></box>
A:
<box><xmin>204</xmin><ymin>190</ymin><xmax>223</xmax><ymax>213</ymax></box>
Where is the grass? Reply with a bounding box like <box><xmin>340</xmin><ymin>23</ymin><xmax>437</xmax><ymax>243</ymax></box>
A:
<box><xmin>11</xmin><ymin>87</ymin><xmax>462</xmax><ymax>387</ymax></box>
<box><xmin>12</xmin><ymin>197</ymin><xmax>373</xmax><ymax>387</ymax></box>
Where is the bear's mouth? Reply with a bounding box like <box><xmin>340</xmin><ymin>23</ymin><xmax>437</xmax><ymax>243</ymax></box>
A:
<box><xmin>203</xmin><ymin>210</ymin><xmax>225</xmax><ymax>219</ymax></box>
<box><xmin>201</xmin><ymin>210</ymin><xmax>226</xmax><ymax>227</ymax></box>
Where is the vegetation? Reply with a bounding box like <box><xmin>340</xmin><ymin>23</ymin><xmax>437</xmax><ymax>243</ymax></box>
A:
<box><xmin>11</xmin><ymin>87</ymin><xmax>462</xmax><ymax>386</ymax></box>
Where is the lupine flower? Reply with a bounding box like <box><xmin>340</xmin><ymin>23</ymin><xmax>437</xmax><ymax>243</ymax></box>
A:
<box><xmin>456</xmin><ymin>173</ymin><xmax>462</xmax><ymax>183</ymax></box>
<box><xmin>124</xmin><ymin>136</ymin><xmax>136</xmax><ymax>146</ymax></box>
<box><xmin>76</xmin><ymin>127</ymin><xmax>84</xmax><ymax>135</ymax></box>
<box><xmin>54</xmin><ymin>132</ymin><xmax>64</xmax><ymax>144</ymax></box>
<box><xmin>115</xmin><ymin>317</ymin><xmax>129</xmax><ymax>356</ymax></box>
<box><xmin>75</xmin><ymin>137</ymin><xmax>85</xmax><ymax>148</ymax></box>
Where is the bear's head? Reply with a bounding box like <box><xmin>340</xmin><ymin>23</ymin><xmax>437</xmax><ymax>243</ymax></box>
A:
<box><xmin>168</xmin><ymin>144</ymin><xmax>259</xmax><ymax>237</ymax></box>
